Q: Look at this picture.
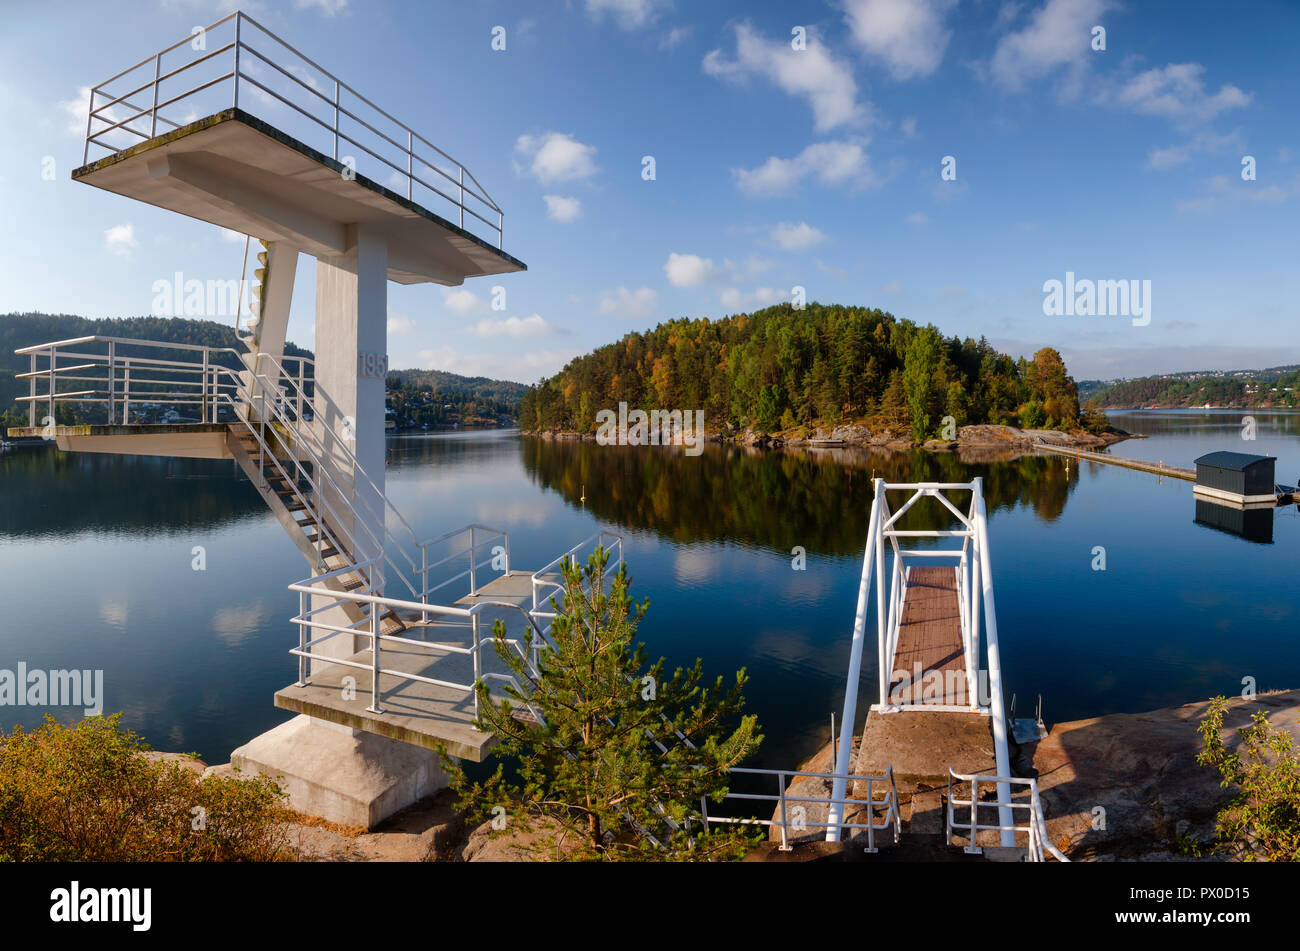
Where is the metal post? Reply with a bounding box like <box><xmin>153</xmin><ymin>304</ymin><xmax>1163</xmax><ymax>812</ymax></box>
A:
<box><xmin>777</xmin><ymin>772</ymin><xmax>789</xmax><ymax>851</ymax></box>
<box><xmin>28</xmin><ymin>353</ymin><xmax>36</xmax><ymax>427</ymax></box>
<box><xmin>866</xmin><ymin>778</ymin><xmax>875</xmax><ymax>852</ymax></box>
<box><xmin>366</xmin><ymin>602</ymin><xmax>383</xmax><ymax>713</ymax></box>
<box><xmin>407</xmin><ymin>131</ymin><xmax>413</xmax><ymax>199</ymax></box>
<box><xmin>150</xmin><ymin>53</ymin><xmax>161</xmax><ymax>137</ymax></box>
<box><xmin>83</xmin><ymin>86</ymin><xmax>95</xmax><ymax>165</ymax></box>
<box><xmin>468</xmin><ymin>526</ymin><xmax>477</xmax><ymax>596</ymax></box>
<box><xmin>232</xmin><ymin>14</ymin><xmax>241</xmax><ymax>109</ymax></box>
<box><xmin>471</xmin><ymin>612</ymin><xmax>482</xmax><ymax>721</ymax></box>
<box><xmin>420</xmin><ymin>545</ymin><xmax>428</xmax><ymax>623</ymax></box>
<box><xmin>46</xmin><ymin>349</ymin><xmax>53</xmax><ymax>429</ymax></box>
<box><xmin>201</xmin><ymin>348</ymin><xmax>209</xmax><ymax>423</ymax></box>
<box><xmin>973</xmin><ymin>477</ymin><xmax>1015</xmax><ymax>847</ymax></box>
<box><xmin>458</xmin><ymin>166</ymin><xmax>464</xmax><ymax>229</ymax></box>
<box><xmin>826</xmin><ymin>484</ymin><xmax>879</xmax><ymax>842</ymax></box>
<box><xmin>969</xmin><ymin>776</ymin><xmax>980</xmax><ymax>852</ymax></box>
<box><xmin>333</xmin><ymin>81</ymin><xmax>339</xmax><ymax>160</ymax></box>
<box><xmin>296</xmin><ymin>588</ymin><xmax>308</xmax><ymax>686</ymax></box>
<box><xmin>122</xmin><ymin>366</ymin><xmax>130</xmax><ymax>424</ymax></box>
<box><xmin>106</xmin><ymin>341</ymin><xmax>115</xmax><ymax>426</ymax></box>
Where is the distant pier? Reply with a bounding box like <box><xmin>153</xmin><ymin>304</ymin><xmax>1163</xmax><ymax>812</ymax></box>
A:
<box><xmin>1033</xmin><ymin>442</ymin><xmax>1196</xmax><ymax>481</ymax></box>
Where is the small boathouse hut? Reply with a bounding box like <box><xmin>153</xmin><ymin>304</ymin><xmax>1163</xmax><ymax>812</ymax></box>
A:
<box><xmin>1192</xmin><ymin>451</ymin><xmax>1277</xmax><ymax>506</ymax></box>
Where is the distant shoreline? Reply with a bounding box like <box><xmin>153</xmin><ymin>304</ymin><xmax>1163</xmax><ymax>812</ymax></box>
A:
<box><xmin>526</xmin><ymin>422</ymin><xmax>1133</xmax><ymax>455</ymax></box>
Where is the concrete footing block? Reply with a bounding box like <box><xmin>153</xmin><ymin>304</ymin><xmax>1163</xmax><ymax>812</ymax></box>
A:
<box><xmin>231</xmin><ymin>715</ymin><xmax>449</xmax><ymax>830</ymax></box>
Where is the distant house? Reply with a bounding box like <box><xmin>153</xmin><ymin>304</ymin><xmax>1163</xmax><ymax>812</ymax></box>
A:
<box><xmin>1192</xmin><ymin>451</ymin><xmax>1277</xmax><ymax>506</ymax></box>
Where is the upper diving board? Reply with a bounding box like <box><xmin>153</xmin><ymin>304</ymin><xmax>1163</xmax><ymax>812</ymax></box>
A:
<box><xmin>73</xmin><ymin>11</ymin><xmax>525</xmax><ymax>286</ymax></box>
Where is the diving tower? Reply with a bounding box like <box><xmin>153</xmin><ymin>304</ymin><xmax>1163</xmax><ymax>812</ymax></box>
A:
<box><xmin>9</xmin><ymin>12</ymin><xmax>607</xmax><ymax>829</ymax></box>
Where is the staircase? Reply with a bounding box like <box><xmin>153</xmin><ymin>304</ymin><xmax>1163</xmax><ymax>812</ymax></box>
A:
<box><xmin>226</xmin><ymin>412</ymin><xmax>411</xmax><ymax>643</ymax></box>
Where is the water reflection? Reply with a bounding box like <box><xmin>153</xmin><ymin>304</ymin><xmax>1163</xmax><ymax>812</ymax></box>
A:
<box><xmin>0</xmin><ymin>448</ymin><xmax>265</xmax><ymax>538</ymax></box>
<box><xmin>519</xmin><ymin>436</ymin><xmax>1076</xmax><ymax>554</ymax></box>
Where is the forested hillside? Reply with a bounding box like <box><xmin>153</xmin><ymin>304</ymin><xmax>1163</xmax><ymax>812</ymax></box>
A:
<box><xmin>1088</xmin><ymin>367</ymin><xmax>1300</xmax><ymax>408</ymax></box>
<box><xmin>520</xmin><ymin>303</ymin><xmax>1086</xmax><ymax>439</ymax></box>
<box><xmin>0</xmin><ymin>313</ymin><xmax>313</xmax><ymax>428</ymax></box>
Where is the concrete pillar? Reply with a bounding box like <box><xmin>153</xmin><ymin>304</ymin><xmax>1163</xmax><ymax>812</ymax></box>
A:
<box><xmin>239</xmin><ymin>241</ymin><xmax>298</xmax><ymax>422</ymax></box>
<box><xmin>312</xmin><ymin>224</ymin><xmax>389</xmax><ymax>663</ymax></box>
<box><xmin>251</xmin><ymin>241</ymin><xmax>298</xmax><ymax>365</ymax></box>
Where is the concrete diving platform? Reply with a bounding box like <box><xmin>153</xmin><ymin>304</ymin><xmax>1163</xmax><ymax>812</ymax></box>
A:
<box><xmin>8</xmin><ymin>423</ymin><xmax>234</xmax><ymax>459</ymax></box>
<box><xmin>274</xmin><ymin>570</ymin><xmax>541</xmax><ymax>762</ymax></box>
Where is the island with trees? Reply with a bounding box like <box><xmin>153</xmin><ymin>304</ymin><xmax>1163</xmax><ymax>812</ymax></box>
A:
<box><xmin>519</xmin><ymin>302</ymin><xmax>1121</xmax><ymax>451</ymax></box>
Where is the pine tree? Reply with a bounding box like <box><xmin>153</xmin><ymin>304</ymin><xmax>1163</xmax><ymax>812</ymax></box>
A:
<box><xmin>443</xmin><ymin>548</ymin><xmax>763</xmax><ymax>860</ymax></box>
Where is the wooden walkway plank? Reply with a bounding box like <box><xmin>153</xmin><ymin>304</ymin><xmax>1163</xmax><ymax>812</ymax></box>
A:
<box><xmin>888</xmin><ymin>565</ymin><xmax>967</xmax><ymax>706</ymax></box>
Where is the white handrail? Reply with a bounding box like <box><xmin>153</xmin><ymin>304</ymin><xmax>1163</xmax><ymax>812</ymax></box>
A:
<box><xmin>705</xmin><ymin>765</ymin><xmax>900</xmax><ymax>852</ymax></box>
<box><xmin>946</xmin><ymin>767</ymin><xmax>1069</xmax><ymax>861</ymax></box>
<box><xmin>826</xmin><ymin>482</ymin><xmax>880</xmax><ymax>841</ymax></box>
<box><xmin>79</xmin><ymin>11</ymin><xmax>505</xmax><ymax>248</ymax></box>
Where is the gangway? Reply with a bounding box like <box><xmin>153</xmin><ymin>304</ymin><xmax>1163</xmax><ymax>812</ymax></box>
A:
<box><xmin>818</xmin><ymin>479</ymin><xmax>1063</xmax><ymax>859</ymax></box>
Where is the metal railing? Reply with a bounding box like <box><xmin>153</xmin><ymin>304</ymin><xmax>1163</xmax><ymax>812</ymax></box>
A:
<box><xmin>81</xmin><ymin>11</ymin><xmax>504</xmax><ymax>248</ymax></box>
<box><xmin>702</xmin><ymin>766</ymin><xmax>900</xmax><ymax>852</ymax></box>
<box><xmin>530</xmin><ymin>530</ymin><xmax>624</xmax><ymax>628</ymax></box>
<box><xmin>946</xmin><ymin>768</ymin><xmax>1070</xmax><ymax>862</ymax></box>
<box><xmin>826</xmin><ymin>479</ymin><xmax>1015</xmax><ymax>847</ymax></box>
<box><xmin>422</xmin><ymin>524</ymin><xmax>511</xmax><ymax>602</ymax></box>
<box><xmin>287</xmin><ymin>567</ymin><xmax>549</xmax><ymax>723</ymax></box>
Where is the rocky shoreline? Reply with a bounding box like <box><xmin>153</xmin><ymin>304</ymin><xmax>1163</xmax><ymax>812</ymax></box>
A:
<box><xmin>153</xmin><ymin>690</ymin><xmax>1296</xmax><ymax>861</ymax></box>
<box><xmin>532</xmin><ymin>422</ymin><xmax>1134</xmax><ymax>456</ymax></box>
<box><xmin>768</xmin><ymin>689</ymin><xmax>1300</xmax><ymax>862</ymax></box>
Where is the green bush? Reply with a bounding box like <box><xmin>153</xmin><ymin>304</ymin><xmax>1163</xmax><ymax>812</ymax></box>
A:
<box><xmin>1197</xmin><ymin>696</ymin><xmax>1300</xmax><ymax>861</ymax></box>
<box><xmin>0</xmin><ymin>714</ymin><xmax>295</xmax><ymax>861</ymax></box>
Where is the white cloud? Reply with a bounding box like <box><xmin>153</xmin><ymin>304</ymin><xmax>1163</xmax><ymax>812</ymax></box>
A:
<box><xmin>473</xmin><ymin>314</ymin><xmax>558</xmax><ymax>338</ymax></box>
<box><xmin>294</xmin><ymin>0</ymin><xmax>348</xmax><ymax>13</ymax></box>
<box><xmin>218</xmin><ymin>227</ymin><xmax>246</xmax><ymax>243</ymax></box>
<box><xmin>1113</xmin><ymin>63</ymin><xmax>1251</xmax><ymax>125</ymax></box>
<box><xmin>900</xmin><ymin>116</ymin><xmax>918</xmax><ymax>138</ymax></box>
<box><xmin>703</xmin><ymin>22</ymin><xmax>864</xmax><ymax>132</ymax></box>
<box><xmin>722</xmin><ymin>255</ymin><xmax>774</xmax><ymax>281</ymax></box>
<box><xmin>734</xmin><ymin>140</ymin><xmax>875</xmax><ymax>196</ymax></box>
<box><xmin>770</xmin><ymin>221</ymin><xmax>826</xmax><ymax>250</ymax></box>
<box><xmin>720</xmin><ymin>287</ymin><xmax>788</xmax><ymax>311</ymax></box>
<box><xmin>387</xmin><ymin>313</ymin><xmax>415</xmax><ymax>335</ymax></box>
<box><xmin>442</xmin><ymin>288</ymin><xmax>485</xmax><ymax>314</ymax></box>
<box><xmin>59</xmin><ymin>85</ymin><xmax>111</xmax><ymax>136</ymax></box>
<box><xmin>585</xmin><ymin>0</ymin><xmax>669</xmax><ymax>30</ymax></box>
<box><xmin>1146</xmin><ymin>129</ymin><xmax>1244</xmax><ymax>171</ymax></box>
<box><xmin>990</xmin><ymin>0</ymin><xmax>1113</xmax><ymax>90</ymax></box>
<box><xmin>660</xmin><ymin>26</ymin><xmax>691</xmax><ymax>51</ymax></box>
<box><xmin>104</xmin><ymin>223</ymin><xmax>137</xmax><ymax>256</ymax></box>
<box><xmin>664</xmin><ymin>252</ymin><xmax>714</xmax><ymax>287</ymax></box>
<box><xmin>906</xmin><ymin>211</ymin><xmax>928</xmax><ymax>225</ymax></box>
<box><xmin>514</xmin><ymin>132</ymin><xmax>599</xmax><ymax>184</ymax></box>
<box><xmin>1175</xmin><ymin>172</ymin><xmax>1297</xmax><ymax>213</ymax></box>
<box><xmin>841</xmin><ymin>0</ymin><xmax>958</xmax><ymax>81</ymax></box>
<box><xmin>883</xmin><ymin>281</ymin><xmax>904</xmax><ymax>294</ymax></box>
<box><xmin>542</xmin><ymin>194</ymin><xmax>582</xmax><ymax>222</ymax></box>
<box><xmin>418</xmin><ymin>345</ymin><xmax>581</xmax><ymax>383</ymax></box>
<box><xmin>599</xmin><ymin>286</ymin><xmax>659</xmax><ymax>319</ymax></box>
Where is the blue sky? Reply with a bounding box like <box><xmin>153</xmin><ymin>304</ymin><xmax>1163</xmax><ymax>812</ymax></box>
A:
<box><xmin>1</xmin><ymin>0</ymin><xmax>1297</xmax><ymax>382</ymax></box>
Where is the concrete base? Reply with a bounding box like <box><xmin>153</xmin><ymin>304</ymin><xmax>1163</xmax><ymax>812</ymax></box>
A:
<box><xmin>231</xmin><ymin>714</ymin><xmax>450</xmax><ymax>830</ymax></box>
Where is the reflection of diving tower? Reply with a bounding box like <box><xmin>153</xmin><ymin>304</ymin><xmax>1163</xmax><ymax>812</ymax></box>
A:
<box><xmin>11</xmin><ymin>13</ymin><xmax>608</xmax><ymax>828</ymax></box>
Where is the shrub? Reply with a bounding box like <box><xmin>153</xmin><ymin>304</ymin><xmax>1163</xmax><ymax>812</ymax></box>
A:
<box><xmin>0</xmin><ymin>714</ymin><xmax>295</xmax><ymax>861</ymax></box>
<box><xmin>1197</xmin><ymin>696</ymin><xmax>1300</xmax><ymax>861</ymax></box>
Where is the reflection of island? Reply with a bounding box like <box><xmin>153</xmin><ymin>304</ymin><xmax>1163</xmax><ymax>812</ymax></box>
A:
<box><xmin>520</xmin><ymin>436</ymin><xmax>1074</xmax><ymax>555</ymax></box>
<box><xmin>1193</xmin><ymin>498</ymin><xmax>1274</xmax><ymax>545</ymax></box>
<box><xmin>0</xmin><ymin>448</ymin><xmax>267</xmax><ymax>538</ymax></box>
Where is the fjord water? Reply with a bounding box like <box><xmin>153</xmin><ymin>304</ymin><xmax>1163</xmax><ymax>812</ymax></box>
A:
<box><xmin>2</xmin><ymin>411</ymin><xmax>1297</xmax><ymax>769</ymax></box>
